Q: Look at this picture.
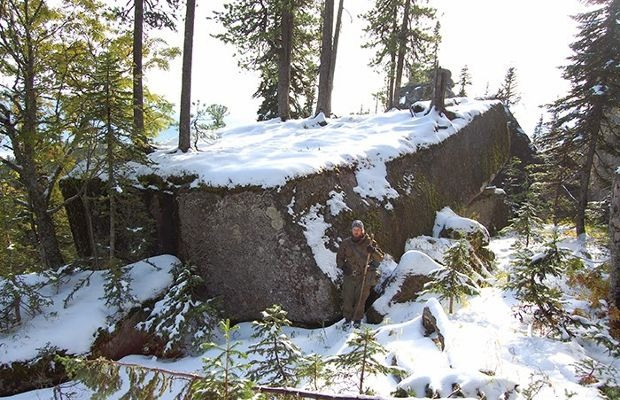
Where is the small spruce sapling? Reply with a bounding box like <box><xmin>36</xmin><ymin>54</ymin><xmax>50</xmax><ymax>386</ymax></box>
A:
<box><xmin>296</xmin><ymin>353</ymin><xmax>334</xmax><ymax>391</ymax></box>
<box><xmin>506</xmin><ymin>229</ymin><xmax>579</xmax><ymax>337</ymax></box>
<box><xmin>102</xmin><ymin>260</ymin><xmax>136</xmax><ymax>313</ymax></box>
<box><xmin>137</xmin><ymin>263</ymin><xmax>218</xmax><ymax>356</ymax></box>
<box><xmin>333</xmin><ymin>327</ymin><xmax>404</xmax><ymax>394</ymax></box>
<box><xmin>422</xmin><ymin>238</ymin><xmax>481</xmax><ymax>314</ymax></box>
<box><xmin>247</xmin><ymin>304</ymin><xmax>304</xmax><ymax>387</ymax></box>
<box><xmin>192</xmin><ymin>319</ymin><xmax>254</xmax><ymax>400</ymax></box>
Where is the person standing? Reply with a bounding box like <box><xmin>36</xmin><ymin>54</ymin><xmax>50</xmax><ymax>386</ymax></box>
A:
<box><xmin>336</xmin><ymin>220</ymin><xmax>384</xmax><ymax>328</ymax></box>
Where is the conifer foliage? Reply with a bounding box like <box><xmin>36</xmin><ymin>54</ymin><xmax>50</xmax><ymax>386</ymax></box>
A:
<box><xmin>247</xmin><ymin>304</ymin><xmax>304</xmax><ymax>386</ymax></box>
<box><xmin>422</xmin><ymin>238</ymin><xmax>481</xmax><ymax>314</ymax></box>
<box><xmin>334</xmin><ymin>328</ymin><xmax>403</xmax><ymax>394</ymax></box>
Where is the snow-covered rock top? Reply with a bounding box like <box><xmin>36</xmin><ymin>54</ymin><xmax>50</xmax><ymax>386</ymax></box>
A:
<box><xmin>136</xmin><ymin>99</ymin><xmax>498</xmax><ymax>189</ymax></box>
<box><xmin>432</xmin><ymin>206</ymin><xmax>490</xmax><ymax>242</ymax></box>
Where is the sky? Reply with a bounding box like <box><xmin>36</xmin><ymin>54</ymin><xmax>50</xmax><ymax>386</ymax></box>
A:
<box><xmin>146</xmin><ymin>0</ymin><xmax>591</xmax><ymax>138</ymax></box>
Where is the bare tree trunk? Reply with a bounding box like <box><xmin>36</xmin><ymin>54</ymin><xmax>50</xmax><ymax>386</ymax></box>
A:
<box><xmin>386</xmin><ymin>7</ymin><xmax>398</xmax><ymax>110</ymax></box>
<box><xmin>429</xmin><ymin>67</ymin><xmax>448</xmax><ymax>116</ymax></box>
<box><xmin>105</xmin><ymin>65</ymin><xmax>116</xmax><ymax>262</ymax></box>
<box><xmin>575</xmin><ymin>109</ymin><xmax>602</xmax><ymax>238</ymax></box>
<box><xmin>278</xmin><ymin>3</ymin><xmax>293</xmax><ymax>121</ymax></box>
<box><xmin>81</xmin><ymin>195</ymin><xmax>99</xmax><ymax>269</ymax></box>
<box><xmin>315</xmin><ymin>0</ymin><xmax>334</xmax><ymax>116</ymax></box>
<box><xmin>392</xmin><ymin>0</ymin><xmax>411</xmax><ymax>109</ymax></box>
<box><xmin>132</xmin><ymin>0</ymin><xmax>144</xmax><ymax>140</ymax></box>
<box><xmin>178</xmin><ymin>0</ymin><xmax>196</xmax><ymax>152</ymax></box>
<box><xmin>610</xmin><ymin>169</ymin><xmax>620</xmax><ymax>311</ymax></box>
<box><xmin>327</xmin><ymin>0</ymin><xmax>344</xmax><ymax>106</ymax></box>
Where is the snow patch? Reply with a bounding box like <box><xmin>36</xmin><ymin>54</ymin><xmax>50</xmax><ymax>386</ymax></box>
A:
<box><xmin>326</xmin><ymin>190</ymin><xmax>351</xmax><ymax>216</ymax></box>
<box><xmin>298</xmin><ymin>205</ymin><xmax>340</xmax><ymax>282</ymax></box>
<box><xmin>353</xmin><ymin>161</ymin><xmax>399</xmax><ymax>201</ymax></box>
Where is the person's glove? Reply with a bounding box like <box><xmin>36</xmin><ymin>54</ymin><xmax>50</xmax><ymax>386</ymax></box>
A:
<box><xmin>366</xmin><ymin>245</ymin><xmax>376</xmax><ymax>254</ymax></box>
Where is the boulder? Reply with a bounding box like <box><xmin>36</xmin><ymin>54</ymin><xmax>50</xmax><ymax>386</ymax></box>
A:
<box><xmin>367</xmin><ymin>251</ymin><xmax>441</xmax><ymax>323</ymax></box>
<box><xmin>463</xmin><ymin>186</ymin><xmax>511</xmax><ymax>236</ymax></box>
<box><xmin>422</xmin><ymin>298</ymin><xmax>452</xmax><ymax>351</ymax></box>
<box><xmin>61</xmin><ymin>103</ymin><xmax>514</xmax><ymax>326</ymax></box>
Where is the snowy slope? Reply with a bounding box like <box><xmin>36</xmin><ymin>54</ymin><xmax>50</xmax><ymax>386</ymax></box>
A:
<box><xmin>0</xmin><ymin>255</ymin><xmax>178</xmax><ymax>364</ymax></box>
<box><xmin>5</xmin><ymin>227</ymin><xmax>617</xmax><ymax>400</ymax></box>
<box><xmin>131</xmin><ymin>99</ymin><xmax>498</xmax><ymax>191</ymax></box>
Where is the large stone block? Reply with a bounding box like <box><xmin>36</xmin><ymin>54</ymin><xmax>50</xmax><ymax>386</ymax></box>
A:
<box><xmin>61</xmin><ymin>104</ymin><xmax>514</xmax><ymax>326</ymax></box>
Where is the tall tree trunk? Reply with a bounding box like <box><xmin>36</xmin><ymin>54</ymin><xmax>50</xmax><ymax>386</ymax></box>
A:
<box><xmin>278</xmin><ymin>3</ymin><xmax>293</xmax><ymax>121</ymax></box>
<box><xmin>575</xmin><ymin>109</ymin><xmax>602</xmax><ymax>238</ymax></box>
<box><xmin>392</xmin><ymin>0</ymin><xmax>411</xmax><ymax>109</ymax></box>
<box><xmin>18</xmin><ymin>9</ymin><xmax>64</xmax><ymax>269</ymax></box>
<box><xmin>611</xmin><ymin>169</ymin><xmax>620</xmax><ymax>311</ymax></box>
<box><xmin>105</xmin><ymin>66</ymin><xmax>116</xmax><ymax>262</ymax></box>
<box><xmin>132</xmin><ymin>0</ymin><xmax>144</xmax><ymax>141</ymax></box>
<box><xmin>178</xmin><ymin>0</ymin><xmax>196</xmax><ymax>152</ymax></box>
<box><xmin>315</xmin><ymin>0</ymin><xmax>334</xmax><ymax>116</ymax></box>
<box><xmin>386</xmin><ymin>7</ymin><xmax>398</xmax><ymax>110</ymax></box>
<box><xmin>327</xmin><ymin>0</ymin><xmax>344</xmax><ymax>107</ymax></box>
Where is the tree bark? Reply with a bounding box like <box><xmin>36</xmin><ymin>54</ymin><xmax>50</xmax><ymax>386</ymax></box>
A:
<box><xmin>315</xmin><ymin>0</ymin><xmax>334</xmax><ymax>116</ymax></box>
<box><xmin>575</xmin><ymin>108</ymin><xmax>602</xmax><ymax>238</ymax></box>
<box><xmin>610</xmin><ymin>170</ymin><xmax>620</xmax><ymax>311</ymax></box>
<box><xmin>132</xmin><ymin>0</ymin><xmax>144</xmax><ymax>140</ymax></box>
<box><xmin>105</xmin><ymin>64</ymin><xmax>116</xmax><ymax>262</ymax></box>
<box><xmin>278</xmin><ymin>3</ymin><xmax>293</xmax><ymax>121</ymax></box>
<box><xmin>178</xmin><ymin>0</ymin><xmax>196</xmax><ymax>152</ymax></box>
<box><xmin>386</xmin><ymin>7</ymin><xmax>398</xmax><ymax>110</ymax></box>
<box><xmin>392</xmin><ymin>0</ymin><xmax>411</xmax><ymax>109</ymax></box>
<box><xmin>429</xmin><ymin>67</ymin><xmax>448</xmax><ymax>116</ymax></box>
<box><xmin>328</xmin><ymin>0</ymin><xmax>344</xmax><ymax>106</ymax></box>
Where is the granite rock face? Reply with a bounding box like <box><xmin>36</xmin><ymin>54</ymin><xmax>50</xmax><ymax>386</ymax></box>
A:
<box><xmin>61</xmin><ymin>104</ymin><xmax>514</xmax><ymax>326</ymax></box>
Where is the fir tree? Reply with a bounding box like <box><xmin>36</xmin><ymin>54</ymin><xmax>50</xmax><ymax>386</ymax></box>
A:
<box><xmin>506</xmin><ymin>230</ymin><xmax>579</xmax><ymax>337</ymax></box>
<box><xmin>549</xmin><ymin>0</ymin><xmax>619</xmax><ymax>238</ymax></box>
<box><xmin>422</xmin><ymin>238</ymin><xmax>481</xmax><ymax>314</ymax></box>
<box><xmin>509</xmin><ymin>190</ymin><xmax>544</xmax><ymax>248</ymax></box>
<box><xmin>137</xmin><ymin>263</ymin><xmax>218</xmax><ymax>356</ymax></box>
<box><xmin>190</xmin><ymin>102</ymin><xmax>228</xmax><ymax>149</ymax></box>
<box><xmin>457</xmin><ymin>65</ymin><xmax>472</xmax><ymax>97</ymax></box>
<box><xmin>193</xmin><ymin>319</ymin><xmax>254</xmax><ymax>400</ymax></box>
<box><xmin>296</xmin><ymin>353</ymin><xmax>334</xmax><ymax>392</ymax></box>
<box><xmin>496</xmin><ymin>66</ymin><xmax>521</xmax><ymax>107</ymax></box>
<box><xmin>362</xmin><ymin>0</ymin><xmax>436</xmax><ymax>109</ymax></box>
<box><xmin>213</xmin><ymin>0</ymin><xmax>320</xmax><ymax>121</ymax></box>
<box><xmin>247</xmin><ymin>304</ymin><xmax>304</xmax><ymax>386</ymax></box>
<box><xmin>333</xmin><ymin>328</ymin><xmax>403</xmax><ymax>394</ymax></box>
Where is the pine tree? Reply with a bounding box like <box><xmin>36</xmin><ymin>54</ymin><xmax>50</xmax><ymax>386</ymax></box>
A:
<box><xmin>509</xmin><ymin>191</ymin><xmax>544</xmax><ymax>248</ymax></box>
<box><xmin>191</xmin><ymin>102</ymin><xmax>229</xmax><ymax>149</ymax></box>
<box><xmin>213</xmin><ymin>0</ymin><xmax>320</xmax><ymax>121</ymax></box>
<box><xmin>362</xmin><ymin>0</ymin><xmax>436</xmax><ymax>109</ymax></box>
<box><xmin>506</xmin><ymin>230</ymin><xmax>578</xmax><ymax>337</ymax></box>
<box><xmin>549</xmin><ymin>0</ymin><xmax>619</xmax><ymax>238</ymax></box>
<box><xmin>247</xmin><ymin>304</ymin><xmax>304</xmax><ymax>386</ymax></box>
<box><xmin>193</xmin><ymin>319</ymin><xmax>255</xmax><ymax>400</ymax></box>
<box><xmin>296</xmin><ymin>353</ymin><xmax>334</xmax><ymax>392</ymax></box>
<box><xmin>422</xmin><ymin>238</ymin><xmax>481</xmax><ymax>314</ymax></box>
<box><xmin>137</xmin><ymin>264</ymin><xmax>218</xmax><ymax>356</ymax></box>
<box><xmin>496</xmin><ymin>66</ymin><xmax>521</xmax><ymax>107</ymax></box>
<box><xmin>457</xmin><ymin>65</ymin><xmax>472</xmax><ymax>97</ymax></box>
<box><xmin>333</xmin><ymin>328</ymin><xmax>403</xmax><ymax>394</ymax></box>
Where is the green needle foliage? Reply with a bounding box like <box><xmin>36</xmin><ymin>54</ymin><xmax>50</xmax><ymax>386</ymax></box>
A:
<box><xmin>296</xmin><ymin>353</ymin><xmax>334</xmax><ymax>392</ymax></box>
<box><xmin>247</xmin><ymin>304</ymin><xmax>304</xmax><ymax>387</ymax></box>
<box><xmin>506</xmin><ymin>230</ymin><xmax>581</xmax><ymax>337</ymax></box>
<box><xmin>422</xmin><ymin>238</ymin><xmax>481</xmax><ymax>314</ymax></box>
<box><xmin>334</xmin><ymin>328</ymin><xmax>403</xmax><ymax>394</ymax></box>
<box><xmin>192</xmin><ymin>319</ymin><xmax>254</xmax><ymax>400</ymax></box>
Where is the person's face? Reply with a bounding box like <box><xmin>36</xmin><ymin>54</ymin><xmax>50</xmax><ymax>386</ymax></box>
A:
<box><xmin>352</xmin><ymin>226</ymin><xmax>364</xmax><ymax>238</ymax></box>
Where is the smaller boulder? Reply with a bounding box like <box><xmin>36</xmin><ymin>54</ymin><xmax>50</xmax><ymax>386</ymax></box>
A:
<box><xmin>367</xmin><ymin>251</ymin><xmax>441</xmax><ymax>323</ymax></box>
<box><xmin>463</xmin><ymin>186</ymin><xmax>511</xmax><ymax>236</ymax></box>
<box><xmin>433</xmin><ymin>206</ymin><xmax>490</xmax><ymax>247</ymax></box>
<box><xmin>422</xmin><ymin>297</ymin><xmax>452</xmax><ymax>351</ymax></box>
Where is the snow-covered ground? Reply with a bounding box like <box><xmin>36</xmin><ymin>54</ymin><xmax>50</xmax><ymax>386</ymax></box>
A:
<box><xmin>0</xmin><ymin>255</ymin><xmax>178</xmax><ymax>365</ymax></box>
<box><xmin>3</xmin><ymin>227</ymin><xmax>617</xmax><ymax>400</ymax></box>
